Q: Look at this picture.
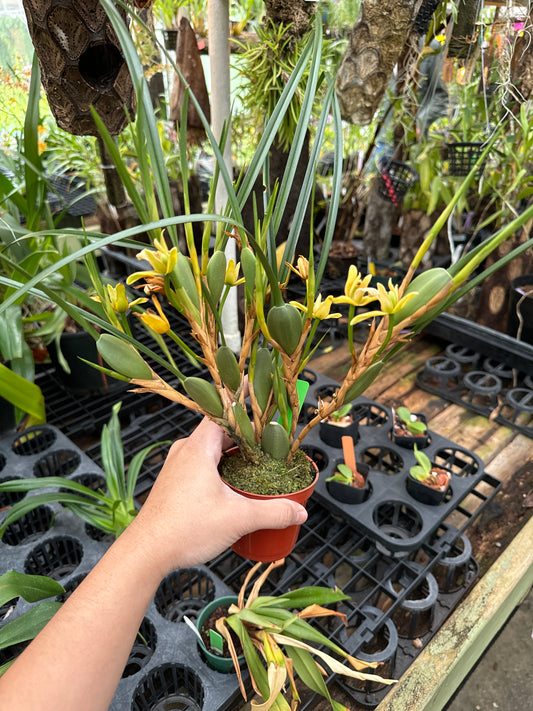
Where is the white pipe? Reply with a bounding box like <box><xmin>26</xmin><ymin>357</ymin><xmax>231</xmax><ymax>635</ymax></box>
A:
<box><xmin>207</xmin><ymin>0</ymin><xmax>241</xmax><ymax>352</ymax></box>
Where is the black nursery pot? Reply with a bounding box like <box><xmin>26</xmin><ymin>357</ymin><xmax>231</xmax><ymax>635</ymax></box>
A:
<box><xmin>47</xmin><ymin>330</ymin><xmax>127</xmax><ymax>396</ymax></box>
<box><xmin>406</xmin><ymin>470</ymin><xmax>450</xmax><ymax>506</ymax></box>
<box><xmin>319</xmin><ymin>417</ymin><xmax>359</xmax><ymax>448</ymax></box>
<box><xmin>327</xmin><ymin>462</ymin><xmax>370</xmax><ymax>505</ymax></box>
<box><xmin>392</xmin><ymin>413</ymin><xmax>429</xmax><ymax>449</ymax></box>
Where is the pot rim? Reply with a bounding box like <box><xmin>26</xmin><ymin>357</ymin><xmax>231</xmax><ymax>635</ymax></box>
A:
<box><xmin>220</xmin><ymin>447</ymin><xmax>319</xmax><ymax>500</ymax></box>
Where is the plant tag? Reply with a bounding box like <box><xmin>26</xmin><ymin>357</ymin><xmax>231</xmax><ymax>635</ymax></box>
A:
<box><xmin>341</xmin><ymin>435</ymin><xmax>357</xmax><ymax>474</ymax></box>
<box><xmin>209</xmin><ymin>628</ymin><xmax>225</xmax><ymax>653</ymax></box>
<box><xmin>280</xmin><ymin>379</ymin><xmax>310</xmax><ymax>429</ymax></box>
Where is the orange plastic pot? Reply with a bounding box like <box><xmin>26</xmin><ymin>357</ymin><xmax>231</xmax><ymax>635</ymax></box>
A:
<box><xmin>221</xmin><ymin>451</ymin><xmax>319</xmax><ymax>563</ymax></box>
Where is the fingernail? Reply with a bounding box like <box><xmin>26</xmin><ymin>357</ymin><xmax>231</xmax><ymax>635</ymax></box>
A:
<box><xmin>295</xmin><ymin>508</ymin><xmax>308</xmax><ymax>524</ymax></box>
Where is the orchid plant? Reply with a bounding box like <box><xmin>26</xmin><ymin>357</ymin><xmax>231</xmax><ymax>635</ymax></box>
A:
<box><xmin>2</xmin><ymin>5</ymin><xmax>533</xmax><ymax>491</ymax></box>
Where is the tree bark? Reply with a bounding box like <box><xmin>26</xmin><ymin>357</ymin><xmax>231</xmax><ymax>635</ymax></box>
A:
<box><xmin>335</xmin><ymin>0</ymin><xmax>418</xmax><ymax>125</ymax></box>
<box><xmin>363</xmin><ymin>181</ymin><xmax>397</xmax><ymax>261</ymax></box>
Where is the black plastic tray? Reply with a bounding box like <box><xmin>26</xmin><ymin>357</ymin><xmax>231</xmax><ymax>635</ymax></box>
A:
<box><xmin>296</xmin><ymin>369</ymin><xmax>501</xmax><ymax>555</ymax></box>
<box><xmin>1</xmin><ymin>423</ymin><xmax>484</xmax><ymax>711</ymax></box>
<box><xmin>416</xmin><ymin>342</ymin><xmax>533</xmax><ymax>439</ymax></box>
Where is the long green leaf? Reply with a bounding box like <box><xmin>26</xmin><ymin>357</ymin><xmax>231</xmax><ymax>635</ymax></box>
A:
<box><xmin>23</xmin><ymin>53</ymin><xmax>44</xmax><ymax>232</ymax></box>
<box><xmin>287</xmin><ymin>646</ymin><xmax>335</xmax><ymax>704</ymax></box>
<box><xmin>236</xmin><ymin>18</ymin><xmax>320</xmax><ymax>210</ymax></box>
<box><xmin>0</xmin><ymin>363</ymin><xmax>45</xmax><ymax>424</ymax></box>
<box><xmin>266</xmin><ymin>587</ymin><xmax>350</xmax><ymax>608</ymax></box>
<box><xmin>315</xmin><ymin>92</ymin><xmax>343</xmax><ymax>288</ymax></box>
<box><xmin>278</xmin><ymin>80</ymin><xmax>336</xmax><ymax>285</ymax></box>
<box><xmin>0</xmin><ymin>571</ymin><xmax>64</xmax><ymax>607</ymax></box>
<box><xmin>0</xmin><ymin>602</ymin><xmax>62</xmax><ymax>650</ymax></box>
<box><xmin>100</xmin><ymin>0</ymin><xmax>177</xmax><ymax>243</ymax></box>
<box><xmin>271</xmin><ymin>17</ymin><xmax>323</xmax><ymax>240</ymax></box>
<box><xmin>125</xmin><ymin>440</ymin><xmax>170</xmax><ymax>500</ymax></box>
<box><xmin>0</xmin><ymin>215</ymin><xmax>246</xmax><ymax>315</ymax></box>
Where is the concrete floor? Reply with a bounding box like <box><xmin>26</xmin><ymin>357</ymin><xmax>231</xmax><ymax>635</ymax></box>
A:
<box><xmin>444</xmin><ymin>586</ymin><xmax>533</xmax><ymax>711</ymax></box>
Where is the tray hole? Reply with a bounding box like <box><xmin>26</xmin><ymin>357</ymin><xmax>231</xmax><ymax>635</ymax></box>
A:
<box><xmin>123</xmin><ymin>617</ymin><xmax>157</xmax><ymax>679</ymax></box>
<box><xmin>300</xmin><ymin>368</ymin><xmax>317</xmax><ymax>385</ymax></box>
<box><xmin>373</xmin><ymin>501</ymin><xmax>423</xmax><ymax>541</ymax></box>
<box><xmin>155</xmin><ymin>569</ymin><xmax>215</xmax><ymax>623</ymax></box>
<box><xmin>433</xmin><ymin>448</ymin><xmax>479</xmax><ymax>477</ymax></box>
<box><xmin>298</xmin><ymin>401</ymin><xmax>318</xmax><ymax>425</ymax></box>
<box><xmin>132</xmin><ymin>663</ymin><xmax>204</xmax><ymax>711</ymax></box>
<box><xmin>24</xmin><ymin>536</ymin><xmax>83</xmax><ymax>580</ymax></box>
<box><xmin>3</xmin><ymin>505</ymin><xmax>54</xmax><ymax>546</ymax></box>
<box><xmin>0</xmin><ymin>476</ymin><xmax>26</xmax><ymax>508</ymax></box>
<box><xmin>300</xmin><ymin>445</ymin><xmax>329</xmax><ymax>472</ymax></box>
<box><xmin>12</xmin><ymin>427</ymin><xmax>57</xmax><ymax>456</ymax></box>
<box><xmin>352</xmin><ymin>402</ymin><xmax>389</xmax><ymax>427</ymax></box>
<box><xmin>361</xmin><ymin>447</ymin><xmax>403</xmax><ymax>475</ymax></box>
<box><xmin>34</xmin><ymin>450</ymin><xmax>81</xmax><ymax>478</ymax></box>
<box><xmin>0</xmin><ymin>453</ymin><xmax>5</xmax><ymax>473</ymax></box>
<box><xmin>314</xmin><ymin>384</ymin><xmax>340</xmax><ymax>402</ymax></box>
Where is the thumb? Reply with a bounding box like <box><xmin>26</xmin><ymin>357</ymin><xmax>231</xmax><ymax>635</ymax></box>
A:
<box><xmin>238</xmin><ymin>498</ymin><xmax>308</xmax><ymax>535</ymax></box>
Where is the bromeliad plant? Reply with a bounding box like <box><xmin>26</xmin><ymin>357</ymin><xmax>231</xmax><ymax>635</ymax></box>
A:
<box><xmin>0</xmin><ymin>402</ymin><xmax>169</xmax><ymax>539</ymax></box>
<box><xmin>2</xmin><ymin>6</ymin><xmax>533</xmax><ymax>497</ymax></box>
<box><xmin>209</xmin><ymin>559</ymin><xmax>394</xmax><ymax>709</ymax></box>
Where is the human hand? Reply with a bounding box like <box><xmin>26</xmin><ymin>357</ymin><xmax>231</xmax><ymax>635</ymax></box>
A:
<box><xmin>128</xmin><ymin>418</ymin><xmax>308</xmax><ymax>576</ymax></box>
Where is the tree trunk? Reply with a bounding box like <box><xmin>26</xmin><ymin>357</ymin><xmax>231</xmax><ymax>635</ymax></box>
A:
<box><xmin>363</xmin><ymin>181</ymin><xmax>397</xmax><ymax>261</ymax></box>
<box><xmin>475</xmin><ymin>225</ymin><xmax>533</xmax><ymax>333</ymax></box>
<box><xmin>263</xmin><ymin>0</ymin><xmax>316</xmax><ymax>38</ymax></box>
<box><xmin>335</xmin><ymin>0</ymin><xmax>418</xmax><ymax>125</ymax></box>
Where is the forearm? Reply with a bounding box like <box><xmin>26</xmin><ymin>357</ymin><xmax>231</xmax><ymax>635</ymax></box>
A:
<box><xmin>0</xmin><ymin>519</ymin><xmax>164</xmax><ymax>711</ymax></box>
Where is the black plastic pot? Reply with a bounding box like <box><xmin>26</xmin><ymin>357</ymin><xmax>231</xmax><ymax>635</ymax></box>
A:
<box><xmin>0</xmin><ymin>397</ymin><xmax>18</xmax><ymax>435</ymax></box>
<box><xmin>47</xmin><ymin>330</ymin><xmax>127</xmax><ymax>396</ymax></box>
<box><xmin>392</xmin><ymin>413</ymin><xmax>429</xmax><ymax>449</ymax></box>
<box><xmin>319</xmin><ymin>415</ymin><xmax>359</xmax><ymax>448</ymax></box>
<box><xmin>326</xmin><ymin>462</ymin><xmax>370</xmax><ymax>504</ymax></box>
<box><xmin>406</xmin><ymin>470</ymin><xmax>450</xmax><ymax>505</ymax></box>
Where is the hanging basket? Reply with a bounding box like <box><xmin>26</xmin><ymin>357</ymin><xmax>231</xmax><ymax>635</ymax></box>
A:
<box><xmin>22</xmin><ymin>0</ymin><xmax>136</xmax><ymax>136</ymax></box>
<box><xmin>446</xmin><ymin>142</ymin><xmax>487</xmax><ymax>177</ymax></box>
<box><xmin>376</xmin><ymin>159</ymin><xmax>419</xmax><ymax>207</ymax></box>
<box><xmin>162</xmin><ymin>28</ymin><xmax>179</xmax><ymax>50</ymax></box>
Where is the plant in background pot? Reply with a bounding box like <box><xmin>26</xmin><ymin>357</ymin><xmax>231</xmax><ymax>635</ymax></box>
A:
<box><xmin>319</xmin><ymin>401</ymin><xmax>359</xmax><ymax>448</ymax></box>
<box><xmin>0</xmin><ymin>403</ymin><xmax>169</xmax><ymax>539</ymax></box>
<box><xmin>392</xmin><ymin>406</ymin><xmax>429</xmax><ymax>448</ymax></box>
<box><xmin>325</xmin><ymin>435</ymin><xmax>370</xmax><ymax>504</ymax></box>
<box><xmin>407</xmin><ymin>445</ymin><xmax>451</xmax><ymax>506</ymax></box>
<box><xmin>198</xmin><ymin>559</ymin><xmax>394</xmax><ymax>709</ymax></box>
<box><xmin>4</xmin><ymin>5</ymin><xmax>533</xmax><ymax>563</ymax></box>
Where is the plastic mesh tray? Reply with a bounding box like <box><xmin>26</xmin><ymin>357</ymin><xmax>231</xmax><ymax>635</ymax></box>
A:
<box><xmin>416</xmin><ymin>343</ymin><xmax>533</xmax><ymax>439</ymax></box>
<box><xmin>1</xmin><ymin>422</ymin><xmax>483</xmax><ymax>711</ymax></box>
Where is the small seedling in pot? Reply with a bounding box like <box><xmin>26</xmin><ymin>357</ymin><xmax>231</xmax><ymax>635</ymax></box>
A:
<box><xmin>410</xmin><ymin>445</ymin><xmax>450</xmax><ymax>490</ymax></box>
<box><xmin>325</xmin><ymin>402</ymin><xmax>353</xmax><ymax>426</ymax></box>
<box><xmin>326</xmin><ymin>435</ymin><xmax>366</xmax><ymax>488</ymax></box>
<box><xmin>394</xmin><ymin>406</ymin><xmax>427</xmax><ymax>436</ymax></box>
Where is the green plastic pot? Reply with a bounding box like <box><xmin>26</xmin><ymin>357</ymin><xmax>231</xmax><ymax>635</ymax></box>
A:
<box><xmin>196</xmin><ymin>595</ymin><xmax>243</xmax><ymax>673</ymax></box>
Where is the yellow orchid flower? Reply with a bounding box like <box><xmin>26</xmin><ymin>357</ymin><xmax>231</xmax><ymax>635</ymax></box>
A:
<box><xmin>375</xmin><ymin>279</ymin><xmax>417</xmax><ymax>315</ymax></box>
<box><xmin>332</xmin><ymin>265</ymin><xmax>377</xmax><ymax>307</ymax></box>
<box><xmin>135</xmin><ymin>235</ymin><xmax>178</xmax><ymax>276</ymax></box>
<box><xmin>91</xmin><ymin>283</ymin><xmax>147</xmax><ymax>313</ymax></box>
<box><xmin>136</xmin><ymin>296</ymin><xmax>170</xmax><ymax>334</ymax></box>
<box><xmin>224</xmin><ymin>259</ymin><xmax>245</xmax><ymax>286</ymax></box>
<box><xmin>291</xmin><ymin>294</ymin><xmax>342</xmax><ymax>320</ymax></box>
<box><xmin>286</xmin><ymin>255</ymin><xmax>310</xmax><ymax>281</ymax></box>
